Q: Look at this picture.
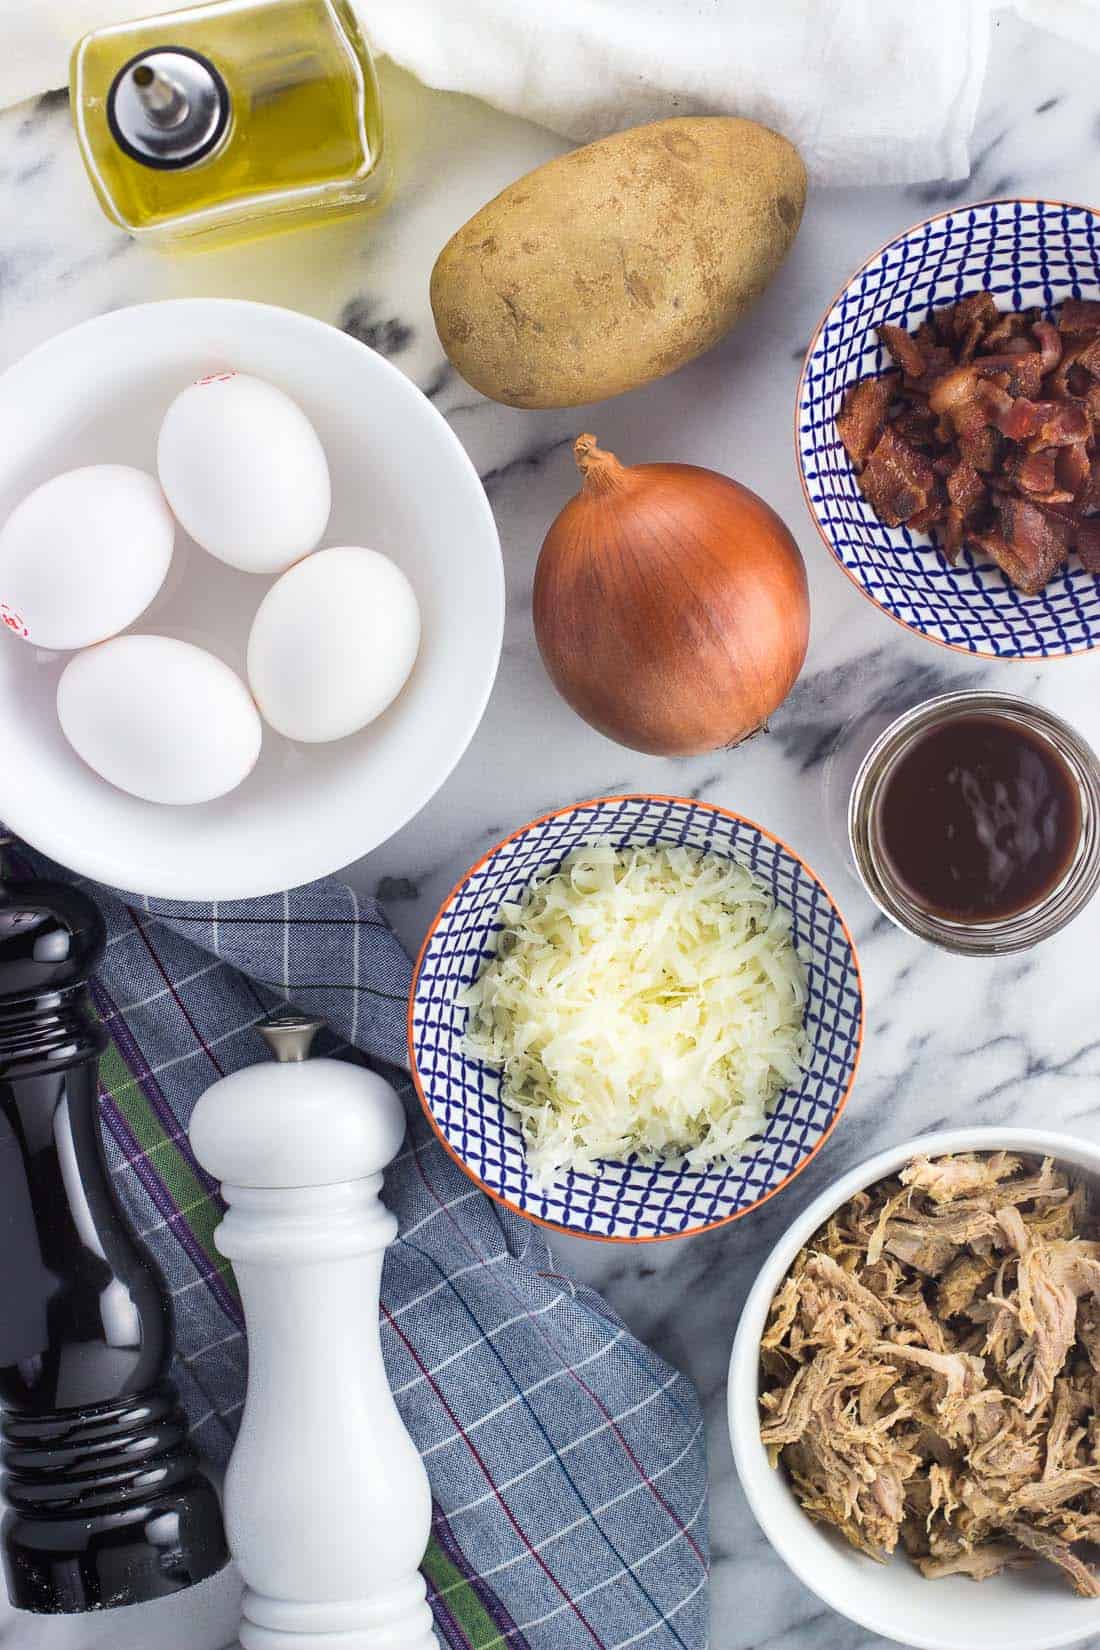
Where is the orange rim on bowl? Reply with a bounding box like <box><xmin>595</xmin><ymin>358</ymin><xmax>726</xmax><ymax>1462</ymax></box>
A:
<box><xmin>408</xmin><ymin>794</ymin><xmax>865</xmax><ymax>1243</ymax></box>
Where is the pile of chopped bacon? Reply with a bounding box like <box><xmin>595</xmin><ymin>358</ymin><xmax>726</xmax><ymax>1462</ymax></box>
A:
<box><xmin>837</xmin><ymin>291</ymin><xmax>1100</xmax><ymax>595</ymax></box>
<box><xmin>760</xmin><ymin>1152</ymin><xmax>1100</xmax><ymax>1595</ymax></box>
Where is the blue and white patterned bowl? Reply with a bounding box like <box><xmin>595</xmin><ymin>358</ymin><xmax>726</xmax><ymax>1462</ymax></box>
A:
<box><xmin>409</xmin><ymin>795</ymin><xmax>864</xmax><ymax>1242</ymax></box>
<box><xmin>798</xmin><ymin>198</ymin><xmax>1100</xmax><ymax>659</ymax></box>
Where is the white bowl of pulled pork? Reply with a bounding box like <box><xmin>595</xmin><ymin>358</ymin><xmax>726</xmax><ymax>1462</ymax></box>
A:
<box><xmin>729</xmin><ymin>1128</ymin><xmax>1100</xmax><ymax>1649</ymax></box>
<box><xmin>798</xmin><ymin>199</ymin><xmax>1100</xmax><ymax>659</ymax></box>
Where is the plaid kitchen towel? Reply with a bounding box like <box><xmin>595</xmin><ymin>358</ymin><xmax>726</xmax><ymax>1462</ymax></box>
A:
<box><xmin>0</xmin><ymin>835</ymin><xmax>708</xmax><ymax>1650</ymax></box>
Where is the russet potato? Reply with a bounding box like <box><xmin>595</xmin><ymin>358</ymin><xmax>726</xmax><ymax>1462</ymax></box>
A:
<box><xmin>429</xmin><ymin>116</ymin><xmax>807</xmax><ymax>409</ymax></box>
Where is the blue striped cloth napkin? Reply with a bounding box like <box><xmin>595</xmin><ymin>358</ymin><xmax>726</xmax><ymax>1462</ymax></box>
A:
<box><xmin>1</xmin><ymin>835</ymin><xmax>709</xmax><ymax>1650</ymax></box>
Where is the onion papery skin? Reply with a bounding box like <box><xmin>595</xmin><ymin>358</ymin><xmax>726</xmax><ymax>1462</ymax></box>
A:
<box><xmin>532</xmin><ymin>439</ymin><xmax>810</xmax><ymax>756</ymax></box>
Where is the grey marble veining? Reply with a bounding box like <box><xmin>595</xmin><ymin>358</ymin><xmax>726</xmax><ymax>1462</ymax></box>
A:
<box><xmin>3</xmin><ymin>14</ymin><xmax>1100</xmax><ymax>1650</ymax></box>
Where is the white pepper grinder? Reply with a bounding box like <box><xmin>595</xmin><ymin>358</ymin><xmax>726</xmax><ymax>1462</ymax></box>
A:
<box><xmin>188</xmin><ymin>1013</ymin><xmax>437</xmax><ymax>1650</ymax></box>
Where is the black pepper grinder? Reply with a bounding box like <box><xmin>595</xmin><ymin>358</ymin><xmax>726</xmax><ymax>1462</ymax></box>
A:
<box><xmin>0</xmin><ymin>875</ymin><xmax>227</xmax><ymax>1613</ymax></box>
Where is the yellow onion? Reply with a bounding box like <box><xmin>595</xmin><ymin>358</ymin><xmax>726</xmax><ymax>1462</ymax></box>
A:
<box><xmin>533</xmin><ymin>436</ymin><xmax>810</xmax><ymax>755</ymax></box>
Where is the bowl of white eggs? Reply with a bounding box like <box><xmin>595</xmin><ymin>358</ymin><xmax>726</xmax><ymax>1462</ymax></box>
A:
<box><xmin>0</xmin><ymin>299</ymin><xmax>503</xmax><ymax>899</ymax></box>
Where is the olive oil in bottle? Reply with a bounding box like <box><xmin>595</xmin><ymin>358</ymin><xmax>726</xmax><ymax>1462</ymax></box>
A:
<box><xmin>70</xmin><ymin>0</ymin><xmax>386</xmax><ymax>250</ymax></box>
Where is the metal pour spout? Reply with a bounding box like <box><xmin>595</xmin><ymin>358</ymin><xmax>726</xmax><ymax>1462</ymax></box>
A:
<box><xmin>109</xmin><ymin>47</ymin><xmax>230</xmax><ymax>169</ymax></box>
<box><xmin>258</xmin><ymin>1012</ymin><xmax>326</xmax><ymax>1063</ymax></box>
<box><xmin>132</xmin><ymin>61</ymin><xmax>192</xmax><ymax>128</ymax></box>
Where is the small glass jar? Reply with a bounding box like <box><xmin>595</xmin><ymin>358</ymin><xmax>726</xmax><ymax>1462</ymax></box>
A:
<box><xmin>70</xmin><ymin>0</ymin><xmax>386</xmax><ymax>251</ymax></box>
<box><xmin>848</xmin><ymin>690</ymin><xmax>1100</xmax><ymax>956</ymax></box>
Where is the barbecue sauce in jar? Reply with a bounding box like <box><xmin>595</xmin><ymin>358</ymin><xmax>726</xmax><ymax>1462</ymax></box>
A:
<box><xmin>877</xmin><ymin>713</ymin><xmax>1081</xmax><ymax>922</ymax></box>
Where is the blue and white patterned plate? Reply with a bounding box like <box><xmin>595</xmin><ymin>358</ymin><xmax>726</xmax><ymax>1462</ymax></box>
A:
<box><xmin>408</xmin><ymin>795</ymin><xmax>863</xmax><ymax>1242</ymax></box>
<box><xmin>798</xmin><ymin>198</ymin><xmax>1100</xmax><ymax>659</ymax></box>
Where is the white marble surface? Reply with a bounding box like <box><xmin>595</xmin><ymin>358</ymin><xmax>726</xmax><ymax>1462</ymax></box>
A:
<box><xmin>3</xmin><ymin>14</ymin><xmax>1100</xmax><ymax>1650</ymax></box>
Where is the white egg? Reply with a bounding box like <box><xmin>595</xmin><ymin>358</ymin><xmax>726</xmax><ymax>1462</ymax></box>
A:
<box><xmin>157</xmin><ymin>372</ymin><xmax>331</xmax><ymax>574</ymax></box>
<box><xmin>247</xmin><ymin>546</ymin><xmax>421</xmax><ymax>743</ymax></box>
<box><xmin>58</xmin><ymin>636</ymin><xmax>262</xmax><ymax>805</ymax></box>
<box><xmin>0</xmin><ymin>466</ymin><xmax>174</xmax><ymax>651</ymax></box>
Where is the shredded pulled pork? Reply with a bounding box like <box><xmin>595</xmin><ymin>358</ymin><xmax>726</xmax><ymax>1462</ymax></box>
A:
<box><xmin>837</xmin><ymin>291</ymin><xmax>1100</xmax><ymax>595</ymax></box>
<box><xmin>759</xmin><ymin>1152</ymin><xmax>1100</xmax><ymax>1595</ymax></box>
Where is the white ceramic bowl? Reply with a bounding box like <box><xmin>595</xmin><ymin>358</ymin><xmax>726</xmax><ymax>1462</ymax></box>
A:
<box><xmin>0</xmin><ymin>300</ymin><xmax>503</xmax><ymax>899</ymax></box>
<box><xmin>728</xmin><ymin>1126</ymin><xmax>1100</xmax><ymax>1650</ymax></box>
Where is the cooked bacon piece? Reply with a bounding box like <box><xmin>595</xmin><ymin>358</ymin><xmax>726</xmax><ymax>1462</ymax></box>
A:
<box><xmin>923</xmin><ymin>344</ymin><xmax>956</xmax><ymax>377</ymax></box>
<box><xmin>1002</xmin><ymin>401</ymin><xmax>1047</xmax><ymax>442</ymax></box>
<box><xmin>1032</xmin><ymin>319</ymin><xmax>1062</xmax><ymax>374</ymax></box>
<box><xmin>972</xmin><ymin>496</ymin><xmax>1069</xmax><ymax>594</ymax></box>
<box><xmin>959</xmin><ymin>319</ymin><xmax>986</xmax><ymax>364</ymax></box>
<box><xmin>984</xmin><ymin>387</ymin><xmax>1091</xmax><ymax>449</ymax></box>
<box><xmin>1075</xmin><ymin>335</ymin><xmax>1100</xmax><ymax>379</ymax></box>
<box><xmin>836</xmin><ymin>372</ymin><xmax>898</xmax><ymax>467</ymax></box>
<box><xmin>928</xmin><ymin>363</ymin><xmax>980</xmax><ymax>418</ymax></box>
<box><xmin>1007</xmin><ymin>490</ymin><xmax>1072</xmax><ymax>563</ymax></box>
<box><xmin>1035</xmin><ymin>498</ymin><xmax>1079</xmax><ymax>526</ymax></box>
<box><xmin>946</xmin><ymin>458</ymin><xmax>986</xmax><ymax>517</ymax></box>
<box><xmin>907</xmin><ymin>500</ymin><xmax>945</xmax><ymax>531</ymax></box>
<box><xmin>942</xmin><ymin>460</ymin><xmax>989</xmax><ymax>560</ymax></box>
<box><xmin>1077</xmin><ymin>518</ymin><xmax>1100</xmax><ymax>573</ymax></box>
<box><xmin>1056</xmin><ymin>441</ymin><xmax>1090</xmax><ymax>499</ymax></box>
<box><xmin>981</xmin><ymin>306</ymin><xmax>1034</xmax><ymax>351</ymax></box>
<box><xmin>1026</xmin><ymin>399</ymin><xmax>1091</xmax><ymax>449</ymax></box>
<box><xmin>914</xmin><ymin>344</ymin><xmax>954</xmax><ymax>387</ymax></box>
<box><xmin>1008</xmin><ymin>447</ymin><xmax>1081</xmax><ymax>505</ymax></box>
<box><xmin>957</xmin><ymin>420</ymin><xmax>1001</xmax><ymax>476</ymax></box>
<box><xmin>987</xmin><ymin>471</ymin><xmax>1017</xmax><ymax>495</ymax></box>
<box><xmin>1014</xmin><ymin>448</ymin><xmax>1058</xmax><ymax>497</ymax></box>
<box><xmin>1058</xmin><ymin>297</ymin><xmax>1100</xmax><ymax>335</ymax></box>
<box><xmin>979</xmin><ymin>332</ymin><xmax>1031</xmax><ymax>363</ymax></box>
<box><xmin>1049</xmin><ymin>342</ymin><xmax>1090</xmax><ymax>400</ymax></box>
<box><xmin>928</xmin><ymin>368</ymin><xmax>1004</xmax><ymax>470</ymax></box>
<box><xmin>859</xmin><ymin>426</ymin><xmax>935</xmax><ymax>526</ymax></box>
<box><xmin>891</xmin><ymin>399</ymin><xmax>936</xmax><ymax>449</ymax></box>
<box><xmin>936</xmin><ymin>291</ymin><xmax>997</xmax><ymax>344</ymax></box>
<box><xmin>976</xmin><ymin>381</ymin><xmax>1044</xmax><ymax>441</ymax></box>
<box><xmin>975</xmin><ymin>351</ymin><xmax>1044</xmax><ymax>398</ymax></box>
<box><xmin>837</xmin><ymin>288</ymin><xmax>1100</xmax><ymax>592</ymax></box>
<box><xmin>878</xmin><ymin>323</ymin><xmax>926</xmax><ymax>379</ymax></box>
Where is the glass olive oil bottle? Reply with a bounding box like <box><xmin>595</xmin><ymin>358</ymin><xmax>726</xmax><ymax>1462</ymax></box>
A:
<box><xmin>71</xmin><ymin>0</ymin><xmax>385</xmax><ymax>250</ymax></box>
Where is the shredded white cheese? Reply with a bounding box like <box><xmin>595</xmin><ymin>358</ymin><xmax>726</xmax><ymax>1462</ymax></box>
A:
<box><xmin>462</xmin><ymin>841</ymin><xmax>808</xmax><ymax>1187</ymax></box>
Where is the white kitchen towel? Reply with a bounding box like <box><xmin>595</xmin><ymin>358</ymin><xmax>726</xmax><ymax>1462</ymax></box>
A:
<box><xmin>2</xmin><ymin>0</ymin><xmax>1098</xmax><ymax>186</ymax></box>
